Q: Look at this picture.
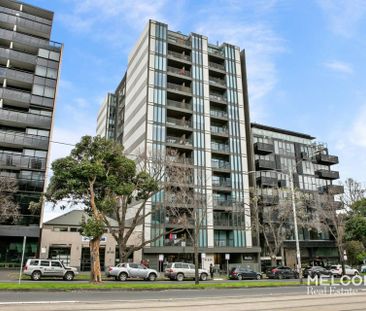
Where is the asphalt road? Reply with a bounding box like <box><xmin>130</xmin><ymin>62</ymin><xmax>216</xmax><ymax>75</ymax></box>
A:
<box><xmin>0</xmin><ymin>286</ymin><xmax>365</xmax><ymax>311</ymax></box>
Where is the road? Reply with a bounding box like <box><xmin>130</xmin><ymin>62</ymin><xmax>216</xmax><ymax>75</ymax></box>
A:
<box><xmin>0</xmin><ymin>286</ymin><xmax>365</xmax><ymax>311</ymax></box>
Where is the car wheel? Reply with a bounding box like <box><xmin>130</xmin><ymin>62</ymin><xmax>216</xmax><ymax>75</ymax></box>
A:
<box><xmin>256</xmin><ymin>274</ymin><xmax>261</xmax><ymax>280</ymax></box>
<box><xmin>176</xmin><ymin>273</ymin><xmax>184</xmax><ymax>282</ymax></box>
<box><xmin>118</xmin><ymin>272</ymin><xmax>128</xmax><ymax>281</ymax></box>
<box><xmin>148</xmin><ymin>273</ymin><xmax>157</xmax><ymax>281</ymax></box>
<box><xmin>278</xmin><ymin>274</ymin><xmax>283</xmax><ymax>280</ymax></box>
<box><xmin>237</xmin><ymin>274</ymin><xmax>243</xmax><ymax>281</ymax></box>
<box><xmin>200</xmin><ymin>273</ymin><xmax>208</xmax><ymax>281</ymax></box>
<box><xmin>63</xmin><ymin>271</ymin><xmax>74</xmax><ymax>281</ymax></box>
<box><xmin>31</xmin><ymin>271</ymin><xmax>41</xmax><ymax>281</ymax></box>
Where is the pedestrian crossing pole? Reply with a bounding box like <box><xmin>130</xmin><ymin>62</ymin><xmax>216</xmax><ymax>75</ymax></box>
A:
<box><xmin>18</xmin><ymin>236</ymin><xmax>27</xmax><ymax>284</ymax></box>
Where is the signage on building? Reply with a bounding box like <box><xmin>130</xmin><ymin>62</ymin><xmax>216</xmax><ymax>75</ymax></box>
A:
<box><xmin>81</xmin><ymin>236</ymin><xmax>107</xmax><ymax>243</ymax></box>
<box><xmin>201</xmin><ymin>253</ymin><xmax>206</xmax><ymax>259</ymax></box>
<box><xmin>243</xmin><ymin>256</ymin><xmax>253</xmax><ymax>261</ymax></box>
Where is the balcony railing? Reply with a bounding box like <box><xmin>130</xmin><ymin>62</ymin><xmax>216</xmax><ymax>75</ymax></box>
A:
<box><xmin>256</xmin><ymin>176</ymin><xmax>278</xmax><ymax>187</ymax></box>
<box><xmin>167</xmin><ymin>156</ymin><xmax>194</xmax><ymax>165</ymax></box>
<box><xmin>209</xmin><ymin>62</ymin><xmax>225</xmax><ymax>71</ymax></box>
<box><xmin>164</xmin><ymin>239</ymin><xmax>193</xmax><ymax>247</ymax></box>
<box><xmin>315</xmin><ymin>153</ymin><xmax>339</xmax><ymax>165</ymax></box>
<box><xmin>0</xmin><ymin>130</ymin><xmax>49</xmax><ymax>150</ymax></box>
<box><xmin>211</xmin><ymin>144</ymin><xmax>230</xmax><ymax>153</ymax></box>
<box><xmin>0</xmin><ymin>87</ymin><xmax>31</xmax><ymax>105</ymax></box>
<box><xmin>167</xmin><ymin>66</ymin><xmax>191</xmax><ymax>77</ymax></box>
<box><xmin>210</xmin><ymin>93</ymin><xmax>227</xmax><ymax>103</ymax></box>
<box><xmin>167</xmin><ymin>99</ymin><xmax>192</xmax><ymax>111</ymax></box>
<box><xmin>209</xmin><ymin>77</ymin><xmax>226</xmax><ymax>87</ymax></box>
<box><xmin>212</xmin><ymin>179</ymin><xmax>231</xmax><ymax>187</ymax></box>
<box><xmin>208</xmin><ymin>47</ymin><xmax>225</xmax><ymax>57</ymax></box>
<box><xmin>315</xmin><ymin>169</ymin><xmax>340</xmax><ymax>180</ymax></box>
<box><xmin>213</xmin><ymin>199</ymin><xmax>233</xmax><ymax>207</ymax></box>
<box><xmin>0</xmin><ymin>6</ymin><xmax>52</xmax><ymax>26</ymax></box>
<box><xmin>167</xmin><ymin>82</ymin><xmax>191</xmax><ymax>93</ymax></box>
<box><xmin>322</xmin><ymin>185</ymin><xmax>344</xmax><ymax>195</ymax></box>
<box><xmin>0</xmin><ymin>66</ymin><xmax>33</xmax><ymax>84</ymax></box>
<box><xmin>166</xmin><ymin>136</ymin><xmax>193</xmax><ymax>146</ymax></box>
<box><xmin>0</xmin><ymin>109</ymin><xmax>51</xmax><ymax>129</ymax></box>
<box><xmin>166</xmin><ymin>117</ymin><xmax>192</xmax><ymax>128</ymax></box>
<box><xmin>214</xmin><ymin>240</ymin><xmax>234</xmax><ymax>247</ymax></box>
<box><xmin>211</xmin><ymin>161</ymin><xmax>231</xmax><ymax>169</ymax></box>
<box><xmin>210</xmin><ymin>110</ymin><xmax>228</xmax><ymax>118</ymax></box>
<box><xmin>168</xmin><ymin>36</ymin><xmax>191</xmax><ymax>47</ymax></box>
<box><xmin>214</xmin><ymin>218</ymin><xmax>233</xmax><ymax>227</ymax></box>
<box><xmin>0</xmin><ymin>47</ymin><xmax>37</xmax><ymax>65</ymax></box>
<box><xmin>255</xmin><ymin>159</ymin><xmax>276</xmax><ymax>171</ymax></box>
<box><xmin>0</xmin><ymin>152</ymin><xmax>46</xmax><ymax>170</ymax></box>
<box><xmin>211</xmin><ymin>126</ymin><xmax>228</xmax><ymax>135</ymax></box>
<box><xmin>254</xmin><ymin>142</ymin><xmax>274</xmax><ymax>155</ymax></box>
<box><xmin>167</xmin><ymin>50</ymin><xmax>191</xmax><ymax>61</ymax></box>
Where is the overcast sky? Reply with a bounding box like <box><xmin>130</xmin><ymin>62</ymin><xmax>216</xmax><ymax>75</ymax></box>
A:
<box><xmin>25</xmin><ymin>0</ymin><xmax>366</xmax><ymax>220</ymax></box>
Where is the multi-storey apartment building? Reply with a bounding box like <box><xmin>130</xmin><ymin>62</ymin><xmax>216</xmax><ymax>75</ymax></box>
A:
<box><xmin>98</xmin><ymin>20</ymin><xmax>260</xmax><ymax>271</ymax></box>
<box><xmin>0</xmin><ymin>0</ymin><xmax>62</xmax><ymax>264</ymax></box>
<box><xmin>96</xmin><ymin>93</ymin><xmax>117</xmax><ymax>140</ymax></box>
<box><xmin>249</xmin><ymin>123</ymin><xmax>342</xmax><ymax>269</ymax></box>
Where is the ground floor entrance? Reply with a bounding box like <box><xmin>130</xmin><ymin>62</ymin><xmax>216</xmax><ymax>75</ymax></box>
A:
<box><xmin>0</xmin><ymin>236</ymin><xmax>38</xmax><ymax>268</ymax></box>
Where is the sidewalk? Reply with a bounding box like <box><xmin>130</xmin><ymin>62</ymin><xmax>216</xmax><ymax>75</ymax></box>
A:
<box><xmin>0</xmin><ymin>269</ymin><xmax>19</xmax><ymax>281</ymax></box>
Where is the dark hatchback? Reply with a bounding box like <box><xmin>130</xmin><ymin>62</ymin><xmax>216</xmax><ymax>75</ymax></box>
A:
<box><xmin>303</xmin><ymin>266</ymin><xmax>332</xmax><ymax>278</ymax></box>
<box><xmin>266</xmin><ymin>266</ymin><xmax>298</xmax><ymax>279</ymax></box>
<box><xmin>229</xmin><ymin>267</ymin><xmax>262</xmax><ymax>280</ymax></box>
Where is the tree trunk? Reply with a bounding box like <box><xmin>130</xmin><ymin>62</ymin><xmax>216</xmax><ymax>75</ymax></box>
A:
<box><xmin>90</xmin><ymin>238</ymin><xmax>102</xmax><ymax>283</ymax></box>
<box><xmin>194</xmin><ymin>239</ymin><xmax>199</xmax><ymax>285</ymax></box>
<box><xmin>338</xmin><ymin>243</ymin><xmax>346</xmax><ymax>276</ymax></box>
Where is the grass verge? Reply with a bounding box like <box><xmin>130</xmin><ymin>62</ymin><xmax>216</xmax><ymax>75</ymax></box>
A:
<box><xmin>0</xmin><ymin>281</ymin><xmax>305</xmax><ymax>291</ymax></box>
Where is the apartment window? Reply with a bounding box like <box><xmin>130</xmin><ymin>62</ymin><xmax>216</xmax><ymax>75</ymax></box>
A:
<box><xmin>26</xmin><ymin>128</ymin><xmax>49</xmax><ymax>137</ymax></box>
<box><xmin>38</xmin><ymin>48</ymin><xmax>60</xmax><ymax>61</ymax></box>
<box><xmin>32</xmin><ymin>84</ymin><xmax>55</xmax><ymax>98</ymax></box>
<box><xmin>35</xmin><ymin>65</ymin><xmax>58</xmax><ymax>79</ymax></box>
<box><xmin>28</xmin><ymin>108</ymin><xmax>52</xmax><ymax>117</ymax></box>
<box><xmin>23</xmin><ymin>149</ymin><xmax>47</xmax><ymax>158</ymax></box>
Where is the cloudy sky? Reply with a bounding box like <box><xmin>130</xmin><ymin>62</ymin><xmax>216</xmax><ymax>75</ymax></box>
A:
<box><xmin>25</xmin><ymin>0</ymin><xmax>366</xmax><ymax>219</ymax></box>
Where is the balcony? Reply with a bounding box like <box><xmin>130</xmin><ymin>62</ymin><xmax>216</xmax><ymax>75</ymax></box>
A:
<box><xmin>322</xmin><ymin>184</ymin><xmax>344</xmax><ymax>195</ymax></box>
<box><xmin>315</xmin><ymin>169</ymin><xmax>340</xmax><ymax>180</ymax></box>
<box><xmin>208</xmin><ymin>46</ymin><xmax>225</xmax><ymax>58</ymax></box>
<box><xmin>167</xmin><ymin>66</ymin><xmax>191</xmax><ymax>78</ymax></box>
<box><xmin>211</xmin><ymin>143</ymin><xmax>230</xmax><ymax>153</ymax></box>
<box><xmin>211</xmin><ymin>160</ymin><xmax>231</xmax><ymax>170</ymax></box>
<box><xmin>213</xmin><ymin>199</ymin><xmax>233</xmax><ymax>208</ymax></box>
<box><xmin>0</xmin><ymin>47</ymin><xmax>37</xmax><ymax>66</ymax></box>
<box><xmin>0</xmin><ymin>66</ymin><xmax>33</xmax><ymax>85</ymax></box>
<box><xmin>256</xmin><ymin>176</ymin><xmax>278</xmax><ymax>187</ymax></box>
<box><xmin>211</xmin><ymin>125</ymin><xmax>229</xmax><ymax>136</ymax></box>
<box><xmin>167</xmin><ymin>156</ymin><xmax>194</xmax><ymax>165</ymax></box>
<box><xmin>210</xmin><ymin>109</ymin><xmax>228</xmax><ymax>119</ymax></box>
<box><xmin>209</xmin><ymin>77</ymin><xmax>226</xmax><ymax>88</ymax></box>
<box><xmin>260</xmin><ymin>194</ymin><xmax>279</xmax><ymax>205</ymax></box>
<box><xmin>214</xmin><ymin>218</ymin><xmax>233</xmax><ymax>227</ymax></box>
<box><xmin>164</xmin><ymin>239</ymin><xmax>193</xmax><ymax>247</ymax></box>
<box><xmin>167</xmin><ymin>99</ymin><xmax>192</xmax><ymax>111</ymax></box>
<box><xmin>210</xmin><ymin>93</ymin><xmax>227</xmax><ymax>104</ymax></box>
<box><xmin>167</xmin><ymin>36</ymin><xmax>191</xmax><ymax>48</ymax></box>
<box><xmin>167</xmin><ymin>50</ymin><xmax>191</xmax><ymax>62</ymax></box>
<box><xmin>0</xmin><ymin>87</ymin><xmax>31</xmax><ymax>106</ymax></box>
<box><xmin>255</xmin><ymin>159</ymin><xmax>276</xmax><ymax>171</ymax></box>
<box><xmin>214</xmin><ymin>240</ymin><xmax>234</xmax><ymax>247</ymax></box>
<box><xmin>166</xmin><ymin>117</ymin><xmax>192</xmax><ymax>129</ymax></box>
<box><xmin>0</xmin><ymin>152</ymin><xmax>46</xmax><ymax>171</ymax></box>
<box><xmin>0</xmin><ymin>6</ymin><xmax>52</xmax><ymax>26</ymax></box>
<box><xmin>0</xmin><ymin>130</ymin><xmax>49</xmax><ymax>150</ymax></box>
<box><xmin>167</xmin><ymin>82</ymin><xmax>191</xmax><ymax>94</ymax></box>
<box><xmin>0</xmin><ymin>109</ymin><xmax>51</xmax><ymax>129</ymax></box>
<box><xmin>166</xmin><ymin>136</ymin><xmax>193</xmax><ymax>148</ymax></box>
<box><xmin>315</xmin><ymin>153</ymin><xmax>339</xmax><ymax>165</ymax></box>
<box><xmin>254</xmin><ymin>142</ymin><xmax>274</xmax><ymax>155</ymax></box>
<box><xmin>212</xmin><ymin>178</ymin><xmax>231</xmax><ymax>188</ymax></box>
<box><xmin>209</xmin><ymin>62</ymin><xmax>225</xmax><ymax>72</ymax></box>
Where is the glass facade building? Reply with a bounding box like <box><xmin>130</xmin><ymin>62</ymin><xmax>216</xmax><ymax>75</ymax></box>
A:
<box><xmin>0</xmin><ymin>0</ymin><xmax>62</xmax><ymax>266</ymax></box>
<box><xmin>97</xmin><ymin>20</ymin><xmax>260</xmax><ymax>271</ymax></box>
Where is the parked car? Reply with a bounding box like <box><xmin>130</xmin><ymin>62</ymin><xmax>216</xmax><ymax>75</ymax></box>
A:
<box><xmin>360</xmin><ymin>265</ymin><xmax>366</xmax><ymax>273</ymax></box>
<box><xmin>23</xmin><ymin>259</ymin><xmax>78</xmax><ymax>281</ymax></box>
<box><xmin>164</xmin><ymin>262</ymin><xmax>209</xmax><ymax>281</ymax></box>
<box><xmin>303</xmin><ymin>266</ymin><xmax>332</xmax><ymax>278</ymax></box>
<box><xmin>228</xmin><ymin>267</ymin><xmax>262</xmax><ymax>280</ymax></box>
<box><xmin>329</xmin><ymin>264</ymin><xmax>359</xmax><ymax>277</ymax></box>
<box><xmin>266</xmin><ymin>266</ymin><xmax>298</xmax><ymax>279</ymax></box>
<box><xmin>106</xmin><ymin>263</ymin><xmax>159</xmax><ymax>281</ymax></box>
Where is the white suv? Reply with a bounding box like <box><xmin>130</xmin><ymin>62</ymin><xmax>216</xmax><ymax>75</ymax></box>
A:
<box><xmin>164</xmin><ymin>262</ymin><xmax>209</xmax><ymax>281</ymax></box>
<box><xmin>23</xmin><ymin>259</ymin><xmax>78</xmax><ymax>281</ymax></box>
<box><xmin>329</xmin><ymin>264</ymin><xmax>359</xmax><ymax>276</ymax></box>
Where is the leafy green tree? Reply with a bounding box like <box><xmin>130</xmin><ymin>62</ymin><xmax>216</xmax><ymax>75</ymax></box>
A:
<box><xmin>46</xmin><ymin>136</ymin><xmax>135</xmax><ymax>282</ymax></box>
<box><xmin>345</xmin><ymin>216</ymin><xmax>366</xmax><ymax>246</ymax></box>
<box><xmin>344</xmin><ymin>240</ymin><xmax>366</xmax><ymax>266</ymax></box>
<box><xmin>350</xmin><ymin>198</ymin><xmax>366</xmax><ymax>217</ymax></box>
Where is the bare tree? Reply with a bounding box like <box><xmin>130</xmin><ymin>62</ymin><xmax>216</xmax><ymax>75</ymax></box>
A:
<box><xmin>313</xmin><ymin>191</ymin><xmax>348</xmax><ymax>275</ymax></box>
<box><xmin>340</xmin><ymin>178</ymin><xmax>365</xmax><ymax>210</ymax></box>
<box><xmin>0</xmin><ymin>177</ymin><xmax>20</xmax><ymax>223</ymax></box>
<box><xmin>102</xmin><ymin>150</ymin><xmax>183</xmax><ymax>263</ymax></box>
